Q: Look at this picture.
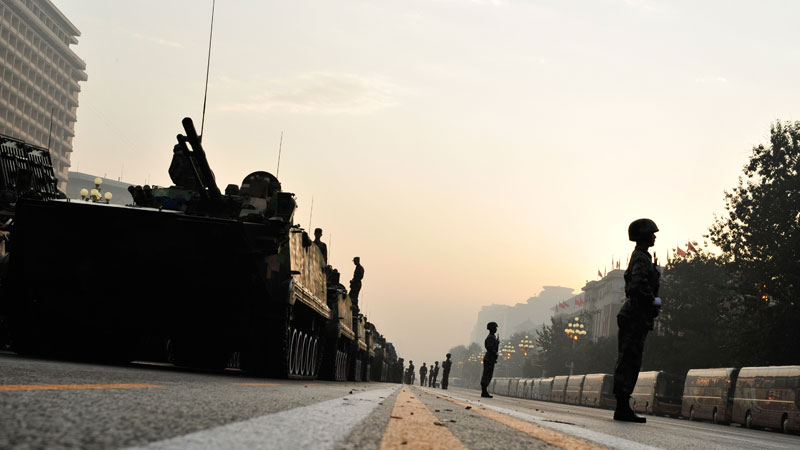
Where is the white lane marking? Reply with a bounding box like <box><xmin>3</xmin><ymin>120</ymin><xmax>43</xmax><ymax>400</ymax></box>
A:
<box><xmin>425</xmin><ymin>388</ymin><xmax>661</xmax><ymax>450</ymax></box>
<box><xmin>126</xmin><ymin>385</ymin><xmax>399</xmax><ymax>450</ymax></box>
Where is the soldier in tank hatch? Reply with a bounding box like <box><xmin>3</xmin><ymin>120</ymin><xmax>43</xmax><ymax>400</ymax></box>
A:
<box><xmin>441</xmin><ymin>353</ymin><xmax>452</xmax><ymax>389</ymax></box>
<box><xmin>419</xmin><ymin>362</ymin><xmax>428</xmax><ymax>386</ymax></box>
<box><xmin>481</xmin><ymin>322</ymin><xmax>499</xmax><ymax>398</ymax></box>
<box><xmin>613</xmin><ymin>218</ymin><xmax>662</xmax><ymax>423</ymax></box>
<box><xmin>430</xmin><ymin>361</ymin><xmax>439</xmax><ymax>387</ymax></box>
<box><xmin>313</xmin><ymin>228</ymin><xmax>327</xmax><ymax>263</ymax></box>
<box><xmin>350</xmin><ymin>257</ymin><xmax>364</xmax><ymax>305</ymax></box>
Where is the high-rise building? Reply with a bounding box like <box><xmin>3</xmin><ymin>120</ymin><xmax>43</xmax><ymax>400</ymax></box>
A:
<box><xmin>0</xmin><ymin>0</ymin><xmax>87</xmax><ymax>192</ymax></box>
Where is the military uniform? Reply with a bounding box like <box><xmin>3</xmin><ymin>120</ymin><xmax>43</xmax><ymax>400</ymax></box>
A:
<box><xmin>419</xmin><ymin>364</ymin><xmax>428</xmax><ymax>386</ymax></box>
<box><xmin>613</xmin><ymin>243</ymin><xmax>660</xmax><ymax>398</ymax></box>
<box><xmin>314</xmin><ymin>239</ymin><xmax>327</xmax><ymax>263</ymax></box>
<box><xmin>430</xmin><ymin>363</ymin><xmax>439</xmax><ymax>387</ymax></box>
<box><xmin>441</xmin><ymin>357</ymin><xmax>452</xmax><ymax>389</ymax></box>
<box><xmin>481</xmin><ymin>331</ymin><xmax>499</xmax><ymax>393</ymax></box>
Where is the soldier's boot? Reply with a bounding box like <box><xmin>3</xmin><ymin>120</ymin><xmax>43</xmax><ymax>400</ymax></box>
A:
<box><xmin>613</xmin><ymin>396</ymin><xmax>646</xmax><ymax>423</ymax></box>
<box><xmin>481</xmin><ymin>387</ymin><xmax>493</xmax><ymax>398</ymax></box>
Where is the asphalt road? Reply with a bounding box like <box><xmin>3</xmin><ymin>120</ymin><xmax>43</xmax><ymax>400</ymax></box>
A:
<box><xmin>1</xmin><ymin>353</ymin><xmax>798</xmax><ymax>449</ymax></box>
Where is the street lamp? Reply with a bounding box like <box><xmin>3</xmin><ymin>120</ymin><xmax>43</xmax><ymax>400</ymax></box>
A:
<box><xmin>500</xmin><ymin>341</ymin><xmax>516</xmax><ymax>360</ymax></box>
<box><xmin>518</xmin><ymin>335</ymin><xmax>535</xmax><ymax>357</ymax></box>
<box><xmin>563</xmin><ymin>316</ymin><xmax>588</xmax><ymax>375</ymax></box>
<box><xmin>564</xmin><ymin>316</ymin><xmax>587</xmax><ymax>341</ymax></box>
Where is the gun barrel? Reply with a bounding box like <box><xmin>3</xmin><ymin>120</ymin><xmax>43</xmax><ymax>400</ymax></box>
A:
<box><xmin>180</xmin><ymin>117</ymin><xmax>221</xmax><ymax>199</ymax></box>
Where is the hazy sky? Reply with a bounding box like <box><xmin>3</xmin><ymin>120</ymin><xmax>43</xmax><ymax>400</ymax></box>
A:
<box><xmin>59</xmin><ymin>0</ymin><xmax>800</xmax><ymax>364</ymax></box>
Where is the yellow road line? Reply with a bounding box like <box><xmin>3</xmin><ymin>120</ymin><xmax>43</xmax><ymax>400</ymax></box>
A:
<box><xmin>379</xmin><ymin>386</ymin><xmax>467</xmax><ymax>450</ymax></box>
<box><xmin>424</xmin><ymin>389</ymin><xmax>607</xmax><ymax>450</ymax></box>
<box><xmin>234</xmin><ymin>382</ymin><xmax>281</xmax><ymax>387</ymax></box>
<box><xmin>0</xmin><ymin>383</ymin><xmax>163</xmax><ymax>391</ymax></box>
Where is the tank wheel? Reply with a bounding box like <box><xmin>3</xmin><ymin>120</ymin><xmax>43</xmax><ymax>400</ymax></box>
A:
<box><xmin>744</xmin><ymin>411</ymin><xmax>753</xmax><ymax>429</ymax></box>
<box><xmin>288</xmin><ymin>328</ymin><xmax>298</xmax><ymax>375</ymax></box>
<box><xmin>298</xmin><ymin>332</ymin><xmax>306</xmax><ymax>375</ymax></box>
<box><xmin>304</xmin><ymin>336</ymin><xmax>314</xmax><ymax>376</ymax></box>
<box><xmin>781</xmin><ymin>414</ymin><xmax>789</xmax><ymax>434</ymax></box>
<box><xmin>712</xmin><ymin>408</ymin><xmax>718</xmax><ymax>424</ymax></box>
<box><xmin>298</xmin><ymin>332</ymin><xmax>308</xmax><ymax>376</ymax></box>
<box><xmin>689</xmin><ymin>406</ymin><xmax>696</xmax><ymax>421</ymax></box>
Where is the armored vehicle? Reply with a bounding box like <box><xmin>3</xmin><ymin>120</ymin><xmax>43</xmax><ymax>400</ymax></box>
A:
<box><xmin>2</xmin><ymin>118</ymin><xmax>331</xmax><ymax>379</ymax></box>
<box><xmin>319</xmin><ymin>266</ymin><xmax>356</xmax><ymax>381</ymax></box>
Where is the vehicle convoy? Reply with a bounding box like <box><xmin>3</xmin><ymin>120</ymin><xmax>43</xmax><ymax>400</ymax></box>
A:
<box><xmin>489</xmin><ymin>364</ymin><xmax>800</xmax><ymax>434</ymax></box>
<box><xmin>0</xmin><ymin>118</ymin><xmax>398</xmax><ymax>380</ymax></box>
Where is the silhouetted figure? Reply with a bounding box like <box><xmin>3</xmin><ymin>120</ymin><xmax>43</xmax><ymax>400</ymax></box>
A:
<box><xmin>419</xmin><ymin>362</ymin><xmax>428</xmax><ymax>386</ymax></box>
<box><xmin>430</xmin><ymin>361</ymin><xmax>439</xmax><ymax>387</ymax></box>
<box><xmin>407</xmin><ymin>361</ymin><xmax>415</xmax><ymax>384</ymax></box>
<box><xmin>481</xmin><ymin>322</ymin><xmax>499</xmax><ymax>398</ymax></box>
<box><xmin>350</xmin><ymin>257</ymin><xmax>364</xmax><ymax>306</ymax></box>
<box><xmin>313</xmin><ymin>228</ymin><xmax>327</xmax><ymax>263</ymax></box>
<box><xmin>441</xmin><ymin>353</ymin><xmax>452</xmax><ymax>389</ymax></box>
<box><xmin>613</xmin><ymin>218</ymin><xmax>662</xmax><ymax>424</ymax></box>
<box><xmin>395</xmin><ymin>358</ymin><xmax>405</xmax><ymax>384</ymax></box>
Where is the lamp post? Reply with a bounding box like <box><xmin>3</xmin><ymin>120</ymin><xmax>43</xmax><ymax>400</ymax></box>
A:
<box><xmin>563</xmin><ymin>316</ymin><xmax>587</xmax><ymax>375</ymax></box>
<box><xmin>518</xmin><ymin>335</ymin><xmax>535</xmax><ymax>357</ymax></box>
<box><xmin>500</xmin><ymin>341</ymin><xmax>516</xmax><ymax>376</ymax></box>
<box><xmin>80</xmin><ymin>177</ymin><xmax>112</xmax><ymax>204</ymax></box>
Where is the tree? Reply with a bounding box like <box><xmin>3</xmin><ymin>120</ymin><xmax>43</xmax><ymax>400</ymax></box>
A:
<box><xmin>643</xmin><ymin>247</ymin><xmax>739</xmax><ymax>373</ymax></box>
<box><xmin>535</xmin><ymin>317</ymin><xmax>571</xmax><ymax>376</ymax></box>
<box><xmin>708</xmin><ymin>120</ymin><xmax>800</xmax><ymax>365</ymax></box>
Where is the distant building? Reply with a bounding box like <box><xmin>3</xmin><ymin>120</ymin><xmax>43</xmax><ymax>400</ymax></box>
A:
<box><xmin>67</xmin><ymin>172</ymin><xmax>133</xmax><ymax>206</ymax></box>
<box><xmin>553</xmin><ymin>269</ymin><xmax>625</xmax><ymax>342</ymax></box>
<box><xmin>0</xmin><ymin>0</ymin><xmax>87</xmax><ymax>192</ymax></box>
<box><xmin>469</xmin><ymin>286</ymin><xmax>576</xmax><ymax>344</ymax></box>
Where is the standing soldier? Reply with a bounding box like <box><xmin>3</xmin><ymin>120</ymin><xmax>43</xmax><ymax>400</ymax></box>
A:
<box><xmin>481</xmin><ymin>322</ymin><xmax>499</xmax><ymax>398</ymax></box>
<box><xmin>613</xmin><ymin>218</ymin><xmax>662</xmax><ymax>423</ymax></box>
<box><xmin>441</xmin><ymin>353</ymin><xmax>452</xmax><ymax>389</ymax></box>
<box><xmin>430</xmin><ymin>361</ymin><xmax>439</xmax><ymax>387</ymax></box>
<box><xmin>350</xmin><ymin>257</ymin><xmax>364</xmax><ymax>306</ymax></box>
<box><xmin>407</xmin><ymin>361</ymin><xmax>415</xmax><ymax>384</ymax></box>
<box><xmin>313</xmin><ymin>228</ymin><xmax>327</xmax><ymax>263</ymax></box>
<box><xmin>419</xmin><ymin>363</ymin><xmax>428</xmax><ymax>386</ymax></box>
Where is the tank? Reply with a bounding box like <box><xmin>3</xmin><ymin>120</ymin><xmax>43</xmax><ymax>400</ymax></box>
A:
<box><xmin>352</xmin><ymin>314</ymin><xmax>368</xmax><ymax>381</ymax></box>
<box><xmin>319</xmin><ymin>266</ymin><xmax>356</xmax><ymax>381</ymax></box>
<box><xmin>2</xmin><ymin>118</ymin><xmax>333</xmax><ymax>379</ymax></box>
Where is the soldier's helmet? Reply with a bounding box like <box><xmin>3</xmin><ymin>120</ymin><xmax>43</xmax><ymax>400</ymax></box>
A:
<box><xmin>487</xmin><ymin>321</ymin><xmax>498</xmax><ymax>330</ymax></box>
<box><xmin>628</xmin><ymin>218</ymin><xmax>659</xmax><ymax>242</ymax></box>
<box><xmin>446</xmin><ymin>353</ymin><xmax>451</xmax><ymax>358</ymax></box>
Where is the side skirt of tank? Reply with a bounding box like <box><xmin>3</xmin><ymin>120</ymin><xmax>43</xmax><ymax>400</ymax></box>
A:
<box><xmin>239</xmin><ymin>301</ymin><xmax>325</xmax><ymax>380</ymax></box>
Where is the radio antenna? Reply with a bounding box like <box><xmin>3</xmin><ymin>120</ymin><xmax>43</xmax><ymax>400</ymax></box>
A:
<box><xmin>308</xmin><ymin>196</ymin><xmax>314</xmax><ymax>230</ymax></box>
<box><xmin>200</xmin><ymin>0</ymin><xmax>216</xmax><ymax>141</ymax></box>
<box><xmin>276</xmin><ymin>131</ymin><xmax>284</xmax><ymax>177</ymax></box>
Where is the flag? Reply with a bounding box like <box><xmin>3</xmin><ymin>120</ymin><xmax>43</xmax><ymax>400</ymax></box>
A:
<box><xmin>597</xmin><ymin>269</ymin><xmax>602</xmax><ymax>278</ymax></box>
<box><xmin>676</xmin><ymin>247</ymin><xmax>687</xmax><ymax>257</ymax></box>
<box><xmin>687</xmin><ymin>241</ymin><xmax>698</xmax><ymax>253</ymax></box>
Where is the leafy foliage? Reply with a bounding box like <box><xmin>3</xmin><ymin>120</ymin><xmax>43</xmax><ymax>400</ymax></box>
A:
<box><xmin>708</xmin><ymin>120</ymin><xmax>800</xmax><ymax>365</ymax></box>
